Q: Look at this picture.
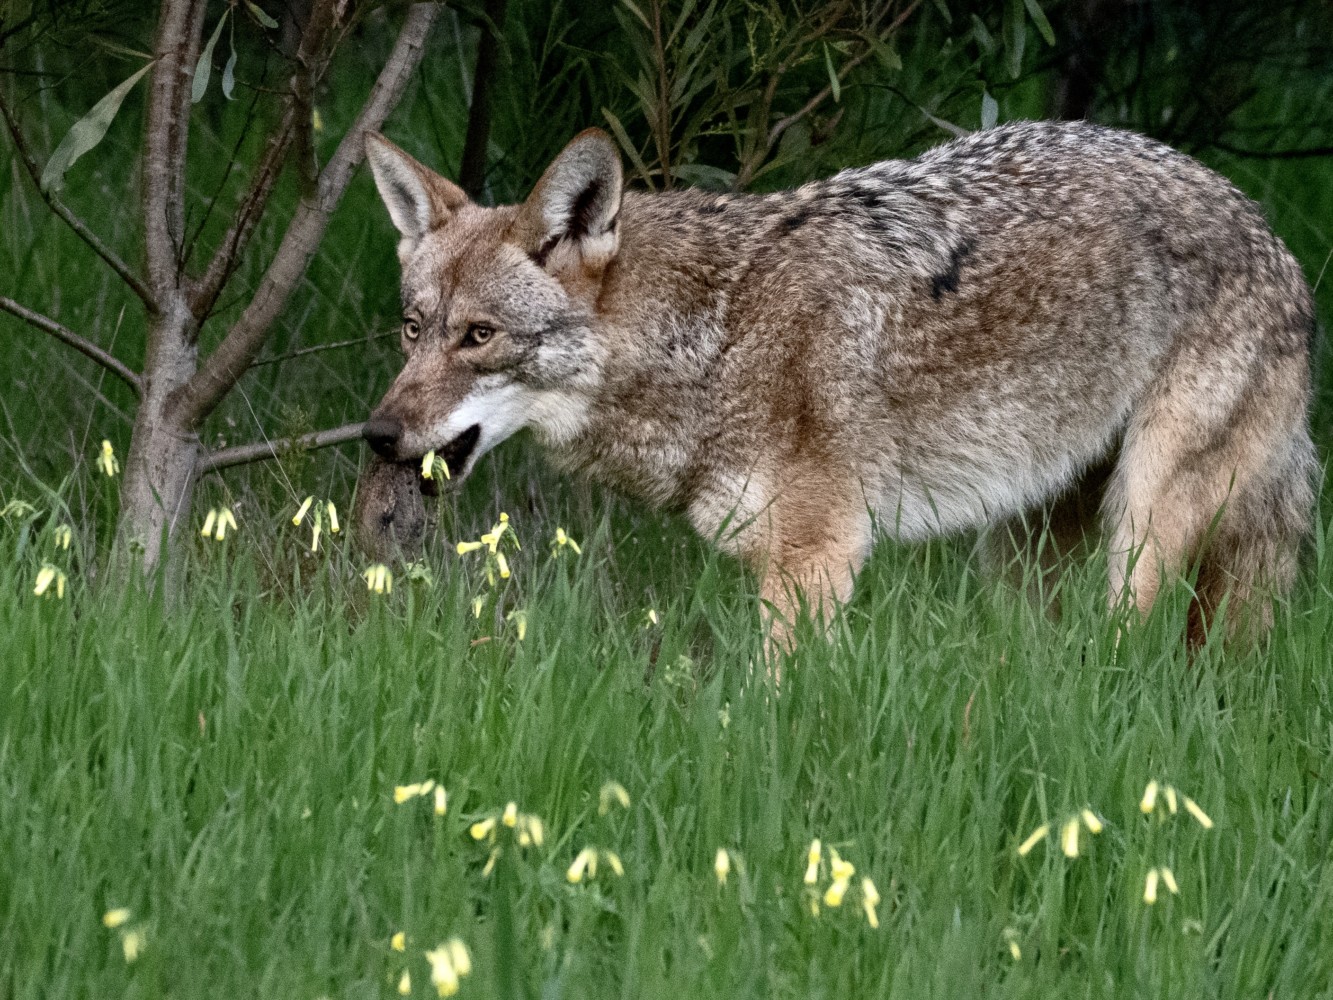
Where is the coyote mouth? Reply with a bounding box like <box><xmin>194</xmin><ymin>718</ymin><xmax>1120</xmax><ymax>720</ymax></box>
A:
<box><xmin>419</xmin><ymin>423</ymin><xmax>481</xmax><ymax>496</ymax></box>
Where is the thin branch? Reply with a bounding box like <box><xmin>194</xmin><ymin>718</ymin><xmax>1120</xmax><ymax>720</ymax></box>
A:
<box><xmin>0</xmin><ymin>295</ymin><xmax>142</xmax><ymax>394</ymax></box>
<box><xmin>0</xmin><ymin>89</ymin><xmax>157</xmax><ymax>311</ymax></box>
<box><xmin>250</xmin><ymin>328</ymin><xmax>397</xmax><ymax>368</ymax></box>
<box><xmin>196</xmin><ymin>420</ymin><xmax>365</xmax><ymax>472</ymax></box>
<box><xmin>172</xmin><ymin>2</ymin><xmax>441</xmax><ymax>430</ymax></box>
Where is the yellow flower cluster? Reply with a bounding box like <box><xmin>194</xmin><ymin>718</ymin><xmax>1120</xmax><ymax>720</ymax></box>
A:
<box><xmin>97</xmin><ymin>439</ymin><xmax>120</xmax><ymax>477</ymax></box>
<box><xmin>424</xmin><ymin>938</ymin><xmax>472</xmax><ymax>997</ymax></box>
<box><xmin>1140</xmin><ymin>780</ymin><xmax>1214</xmax><ymax>828</ymax></box>
<box><xmin>551</xmin><ymin>526</ymin><xmax>582</xmax><ymax>557</ymax></box>
<box><xmin>567</xmin><ymin>845</ymin><xmax>625</xmax><ymax>883</ymax></box>
<box><xmin>1143</xmin><ymin>866</ymin><xmax>1180</xmax><ymax>904</ymax></box>
<box><xmin>200</xmin><ymin>506</ymin><xmax>238</xmax><ymax>541</ymax></box>
<box><xmin>102</xmin><ymin>908</ymin><xmax>146</xmax><ymax>963</ymax></box>
<box><xmin>470</xmin><ymin>799</ymin><xmax>545</xmax><ymax>877</ymax></box>
<box><xmin>34</xmin><ymin>563</ymin><xmax>67</xmax><ymax>599</ymax></box>
<box><xmin>1016</xmin><ymin>808</ymin><xmax>1105</xmax><ymax>858</ymax></box>
<box><xmin>394</xmin><ymin>780</ymin><xmax>447</xmax><ymax>815</ymax></box>
<box><xmin>598</xmin><ymin>780</ymin><xmax>631</xmax><ymax>816</ymax></box>
<box><xmin>292</xmin><ymin>496</ymin><xmax>340</xmax><ymax>552</ymax></box>
<box><xmin>802</xmin><ymin>839</ymin><xmax>880</xmax><ymax>926</ymax></box>
<box><xmin>420</xmin><ymin>449</ymin><xmax>452</xmax><ymax>481</ymax></box>
<box><xmin>456</xmin><ymin>512</ymin><xmax>519</xmax><ymax>586</ymax></box>
<box><xmin>363</xmin><ymin>563</ymin><xmax>393</xmax><ymax>594</ymax></box>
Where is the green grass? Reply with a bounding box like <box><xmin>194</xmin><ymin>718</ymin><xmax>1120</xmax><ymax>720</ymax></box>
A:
<box><xmin>3</xmin><ymin>465</ymin><xmax>1333</xmax><ymax>999</ymax></box>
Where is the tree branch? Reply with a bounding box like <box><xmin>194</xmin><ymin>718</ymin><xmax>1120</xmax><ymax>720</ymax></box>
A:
<box><xmin>0</xmin><ymin>295</ymin><xmax>143</xmax><ymax>395</ymax></box>
<box><xmin>196</xmin><ymin>420</ymin><xmax>365</xmax><ymax>472</ymax></box>
<box><xmin>0</xmin><ymin>89</ymin><xmax>157</xmax><ymax>311</ymax></box>
<box><xmin>172</xmin><ymin>2</ymin><xmax>440</xmax><ymax>430</ymax></box>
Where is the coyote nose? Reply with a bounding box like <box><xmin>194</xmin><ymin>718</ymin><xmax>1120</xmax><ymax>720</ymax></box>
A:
<box><xmin>362</xmin><ymin>415</ymin><xmax>403</xmax><ymax>458</ymax></box>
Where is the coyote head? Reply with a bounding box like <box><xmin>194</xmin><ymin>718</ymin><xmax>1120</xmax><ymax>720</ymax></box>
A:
<box><xmin>361</xmin><ymin>129</ymin><xmax>622</xmax><ymax>477</ymax></box>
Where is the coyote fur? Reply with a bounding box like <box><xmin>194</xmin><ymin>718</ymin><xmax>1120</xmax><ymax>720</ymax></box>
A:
<box><xmin>359</xmin><ymin>120</ymin><xmax>1316</xmax><ymax>646</ymax></box>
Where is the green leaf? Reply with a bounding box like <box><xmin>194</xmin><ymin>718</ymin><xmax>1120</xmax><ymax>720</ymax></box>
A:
<box><xmin>823</xmin><ymin>42</ymin><xmax>840</xmax><ymax>103</ymax></box>
<box><xmin>1023</xmin><ymin>0</ymin><xmax>1056</xmax><ymax>46</ymax></box>
<box><xmin>601</xmin><ymin>107</ymin><xmax>656</xmax><ymax>189</ymax></box>
<box><xmin>970</xmin><ymin>15</ymin><xmax>995</xmax><ymax>54</ymax></box>
<box><xmin>245</xmin><ymin>1</ymin><xmax>279</xmax><ymax>29</ymax></box>
<box><xmin>192</xmin><ymin>8</ymin><xmax>229</xmax><ymax>104</ymax></box>
<box><xmin>981</xmin><ymin>89</ymin><xmax>998</xmax><ymax>130</ymax></box>
<box><xmin>222</xmin><ymin>48</ymin><xmax>237</xmax><ymax>100</ymax></box>
<box><xmin>873</xmin><ymin>39</ymin><xmax>903</xmax><ymax>72</ymax></box>
<box><xmin>1004</xmin><ymin>0</ymin><xmax>1026</xmax><ymax>79</ymax></box>
<box><xmin>931</xmin><ymin>0</ymin><xmax>952</xmax><ymax>24</ymax></box>
<box><xmin>41</xmin><ymin>60</ymin><xmax>155</xmax><ymax>194</ymax></box>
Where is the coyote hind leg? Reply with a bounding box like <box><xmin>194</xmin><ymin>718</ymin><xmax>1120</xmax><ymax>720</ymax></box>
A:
<box><xmin>1103</xmin><ymin>344</ymin><xmax>1313</xmax><ymax>644</ymax></box>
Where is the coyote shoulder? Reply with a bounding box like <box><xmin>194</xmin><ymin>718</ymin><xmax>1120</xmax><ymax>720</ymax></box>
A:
<box><xmin>359</xmin><ymin>120</ymin><xmax>1315</xmax><ymax>646</ymax></box>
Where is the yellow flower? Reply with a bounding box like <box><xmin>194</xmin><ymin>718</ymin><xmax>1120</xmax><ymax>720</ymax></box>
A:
<box><xmin>643</xmin><ymin>609</ymin><xmax>660</xmax><ymax>627</ymax></box>
<box><xmin>1016</xmin><ymin>823</ymin><xmax>1049</xmax><ymax>857</ymax></box>
<box><xmin>447</xmin><ymin>937</ymin><xmax>472</xmax><ymax>977</ymax></box>
<box><xmin>391</xmin><ymin>931</ymin><xmax>406</xmax><ymax>952</ymax></box>
<box><xmin>293</xmin><ymin>496</ymin><xmax>314</xmax><ymax>525</ymax></box>
<box><xmin>567</xmin><ymin>846</ymin><xmax>597</xmax><ymax>883</ymax></box>
<box><xmin>434</xmin><ymin>785</ymin><xmax>447</xmax><ymax>816</ymax></box>
<box><xmin>363</xmin><ymin>563</ymin><xmax>393</xmax><ymax>594</ymax></box>
<box><xmin>1143</xmin><ymin>867</ymin><xmax>1160</xmax><ymax>905</ymax></box>
<box><xmin>456</xmin><ymin>540</ymin><xmax>483</xmax><ymax>555</ymax></box>
<box><xmin>517</xmin><ymin>814</ymin><xmax>544</xmax><ymax>847</ymax></box>
<box><xmin>470</xmin><ymin>817</ymin><xmax>497</xmax><ymax>842</ymax></box>
<box><xmin>861</xmin><ymin>877</ymin><xmax>881</xmax><ymax>928</ymax></box>
<box><xmin>1183</xmin><ymin>796</ymin><xmax>1214</xmax><ymax>829</ymax></box>
<box><xmin>97</xmin><ymin>439</ymin><xmax>120</xmax><ymax>477</ymax></box>
<box><xmin>326</xmin><ymin>501</ymin><xmax>340</xmax><ymax>534</ymax></box>
<box><xmin>482</xmin><ymin>847</ymin><xmax>500</xmax><ymax>877</ymax></box>
<box><xmin>201</xmin><ymin>509</ymin><xmax>216</xmax><ymax>537</ymax></box>
<box><xmin>311</xmin><ymin>520</ymin><xmax>322</xmax><ymax>553</ymax></box>
<box><xmin>1160</xmin><ymin>867</ymin><xmax>1179</xmax><ymax>895</ymax></box>
<box><xmin>122</xmin><ymin>927</ymin><xmax>146</xmax><ymax>963</ymax></box>
<box><xmin>1003</xmin><ymin>928</ymin><xmax>1022</xmax><ymax>961</ymax></box>
<box><xmin>425</xmin><ymin>944</ymin><xmax>460</xmax><ymax>997</ymax></box>
<box><xmin>102</xmin><ymin>907</ymin><xmax>131</xmax><ymax>929</ymax></box>
<box><xmin>1164</xmin><ymin>785</ymin><xmax>1178</xmax><ymax>815</ymax></box>
<box><xmin>553</xmin><ymin>527</ymin><xmax>582</xmax><ymax>555</ymax></box>
<box><xmin>34</xmin><ymin>563</ymin><xmax>66</xmax><ymax>599</ymax></box>
<box><xmin>471</xmin><ymin>596</ymin><xmax>484</xmax><ymax>618</ymax></box>
<box><xmin>422</xmin><ymin>451</ymin><xmax>436</xmax><ymax>479</ymax></box>
<box><xmin>824</xmin><ymin>849</ymin><xmax>854</xmax><ymax>907</ymax></box>
<box><xmin>603</xmin><ymin>850</ymin><xmax>625</xmax><ymax>877</ymax></box>
<box><xmin>1081</xmin><ymin>809</ymin><xmax>1104</xmax><ymax>834</ymax></box>
<box><xmin>312</xmin><ymin>108</ymin><xmax>324</xmax><ymax>132</ymax></box>
<box><xmin>1061</xmin><ymin>817</ymin><xmax>1080</xmax><ymax>858</ymax></box>
<box><xmin>599</xmin><ymin>781</ymin><xmax>631</xmax><ymax>815</ymax></box>
<box><xmin>1140</xmin><ymin>780</ymin><xmax>1160</xmax><ymax>814</ymax></box>
<box><xmin>507</xmin><ymin>609</ymin><xmax>527</xmax><ymax>641</ymax></box>
<box><xmin>54</xmin><ymin>524</ymin><xmax>72</xmax><ymax>550</ymax></box>
<box><xmin>804</xmin><ymin>839</ymin><xmax>822</xmax><ymax>884</ymax></box>
<box><xmin>502</xmin><ymin>801</ymin><xmax>518</xmax><ymax>828</ymax></box>
<box><xmin>714</xmin><ymin>848</ymin><xmax>731</xmax><ymax>886</ymax></box>
<box><xmin>397</xmin><ymin>969</ymin><xmax>411</xmax><ymax>995</ymax></box>
<box><xmin>203</xmin><ymin>507</ymin><xmax>237</xmax><ymax>541</ymax></box>
<box><xmin>480</xmin><ymin>530</ymin><xmax>501</xmax><ymax>553</ymax></box>
<box><xmin>394</xmin><ymin>780</ymin><xmax>435</xmax><ymax>804</ymax></box>
<box><xmin>495</xmin><ymin>552</ymin><xmax>510</xmax><ymax>579</ymax></box>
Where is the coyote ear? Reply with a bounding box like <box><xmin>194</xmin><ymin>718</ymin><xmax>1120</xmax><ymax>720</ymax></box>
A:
<box><xmin>518</xmin><ymin>129</ymin><xmax>623</xmax><ymax>272</ymax></box>
<box><xmin>365</xmin><ymin>132</ymin><xmax>469</xmax><ymax>255</ymax></box>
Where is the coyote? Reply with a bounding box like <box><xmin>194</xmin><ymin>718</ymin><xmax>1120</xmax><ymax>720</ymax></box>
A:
<box><xmin>359</xmin><ymin>120</ymin><xmax>1316</xmax><ymax>646</ymax></box>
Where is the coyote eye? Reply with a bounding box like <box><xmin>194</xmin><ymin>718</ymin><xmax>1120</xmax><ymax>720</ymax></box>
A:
<box><xmin>402</xmin><ymin>318</ymin><xmax>420</xmax><ymax>340</ymax></box>
<box><xmin>462</xmin><ymin>324</ymin><xmax>494</xmax><ymax>347</ymax></box>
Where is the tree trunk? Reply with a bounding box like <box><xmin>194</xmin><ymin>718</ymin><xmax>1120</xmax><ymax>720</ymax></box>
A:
<box><xmin>115</xmin><ymin>294</ymin><xmax>199</xmax><ymax>576</ymax></box>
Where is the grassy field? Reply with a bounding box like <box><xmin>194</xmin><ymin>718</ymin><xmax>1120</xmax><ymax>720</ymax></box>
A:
<box><xmin>4</xmin><ymin>10</ymin><xmax>1333</xmax><ymax>997</ymax></box>
<box><xmin>3</xmin><ymin>458</ymin><xmax>1333</xmax><ymax>998</ymax></box>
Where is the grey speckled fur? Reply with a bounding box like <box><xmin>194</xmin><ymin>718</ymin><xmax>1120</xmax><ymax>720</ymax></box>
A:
<box><xmin>359</xmin><ymin>120</ymin><xmax>1316</xmax><ymax>649</ymax></box>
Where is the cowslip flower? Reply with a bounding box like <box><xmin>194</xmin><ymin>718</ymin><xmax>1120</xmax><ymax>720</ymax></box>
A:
<box><xmin>552</xmin><ymin>527</ymin><xmax>582</xmax><ymax>556</ymax></box>
<box><xmin>1140</xmin><ymin>780</ymin><xmax>1159</xmax><ymax>814</ymax></box>
<box><xmin>516</xmin><ymin>814</ymin><xmax>544</xmax><ymax>847</ymax></box>
<box><xmin>201</xmin><ymin>507</ymin><xmax>238</xmax><ymax>541</ymax></box>
<box><xmin>714</xmin><ymin>848</ymin><xmax>731</xmax><ymax>886</ymax></box>
<box><xmin>54</xmin><ymin>524</ymin><xmax>72</xmax><ymax>550</ymax></box>
<box><xmin>121</xmin><ymin>927</ymin><xmax>146</xmax><ymax>963</ymax></box>
<box><xmin>861</xmin><ymin>877</ymin><xmax>881</xmax><ymax>928</ymax></box>
<box><xmin>421</xmin><ymin>449</ymin><xmax>451</xmax><ymax>481</ymax></box>
<box><xmin>470</xmin><ymin>817</ymin><xmax>497</xmax><ymax>843</ymax></box>
<box><xmin>425</xmin><ymin>939</ymin><xmax>470</xmax><ymax>997</ymax></box>
<box><xmin>97</xmin><ymin>439</ymin><xmax>120</xmax><ymax>476</ymax></box>
<box><xmin>804</xmin><ymin>839</ymin><xmax>822</xmax><ymax>884</ymax></box>
<box><xmin>506</xmin><ymin>609</ymin><xmax>527</xmax><ymax>641</ymax></box>
<box><xmin>293</xmin><ymin>496</ymin><xmax>314</xmax><ymax>525</ymax></box>
<box><xmin>502</xmin><ymin>801</ymin><xmax>518</xmax><ymax>828</ymax></box>
<box><xmin>103</xmin><ymin>907</ymin><xmax>131</xmax><ymax>929</ymax></box>
<box><xmin>1140</xmin><ymin>780</ymin><xmax>1214</xmax><ymax>829</ymax></box>
<box><xmin>567</xmin><ymin>846</ymin><xmax>597</xmax><ymax>883</ymax></box>
<box><xmin>34</xmin><ymin>563</ymin><xmax>66</xmax><ymax>599</ymax></box>
<box><xmin>1016</xmin><ymin>823</ymin><xmax>1050</xmax><ymax>857</ymax></box>
<box><xmin>364</xmin><ymin>563</ymin><xmax>393</xmax><ymax>594</ymax></box>
<box><xmin>391</xmin><ymin>931</ymin><xmax>406</xmax><ymax>952</ymax></box>
<box><xmin>434</xmin><ymin>785</ymin><xmax>447</xmax><ymax>816</ymax></box>
<box><xmin>1002</xmin><ymin>927</ymin><xmax>1022</xmax><ymax>961</ymax></box>
<box><xmin>824</xmin><ymin>849</ymin><xmax>855</xmax><ymax>907</ymax></box>
<box><xmin>1061</xmin><ymin>818</ymin><xmax>1080</xmax><ymax>858</ymax></box>
<box><xmin>599</xmin><ymin>781</ymin><xmax>631</xmax><ymax>815</ymax></box>
<box><xmin>394</xmin><ymin>780</ymin><xmax>436</xmax><ymax>804</ymax></box>
<box><xmin>397</xmin><ymin>969</ymin><xmax>411</xmax><ymax>995</ymax></box>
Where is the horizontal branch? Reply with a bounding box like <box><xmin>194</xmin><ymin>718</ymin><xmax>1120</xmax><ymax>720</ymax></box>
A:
<box><xmin>0</xmin><ymin>295</ymin><xmax>143</xmax><ymax>395</ymax></box>
<box><xmin>250</xmin><ymin>328</ymin><xmax>397</xmax><ymax>368</ymax></box>
<box><xmin>196</xmin><ymin>420</ymin><xmax>365</xmax><ymax>472</ymax></box>
<box><xmin>0</xmin><ymin>89</ymin><xmax>157</xmax><ymax>311</ymax></box>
